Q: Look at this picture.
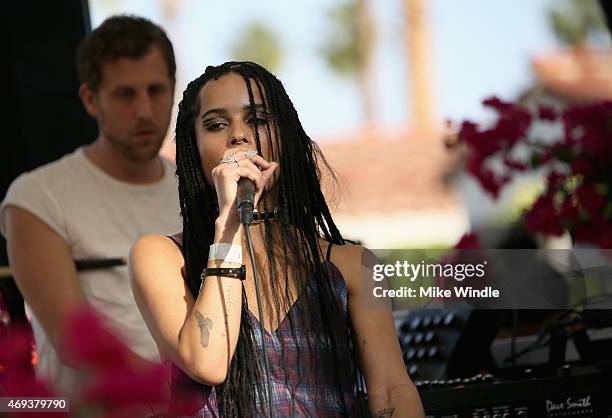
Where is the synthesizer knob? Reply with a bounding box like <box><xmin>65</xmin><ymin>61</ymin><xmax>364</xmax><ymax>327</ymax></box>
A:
<box><xmin>427</xmin><ymin>346</ymin><xmax>439</xmax><ymax>358</ymax></box>
<box><xmin>416</xmin><ymin>347</ymin><xmax>427</xmax><ymax>359</ymax></box>
<box><xmin>408</xmin><ymin>364</ymin><xmax>419</xmax><ymax>376</ymax></box>
<box><xmin>400</xmin><ymin>334</ymin><xmax>413</xmax><ymax>348</ymax></box>
<box><xmin>443</xmin><ymin>312</ymin><xmax>457</xmax><ymax>327</ymax></box>
<box><xmin>399</xmin><ymin>320</ymin><xmax>412</xmax><ymax>334</ymax></box>
<box><xmin>404</xmin><ymin>348</ymin><xmax>417</xmax><ymax>361</ymax></box>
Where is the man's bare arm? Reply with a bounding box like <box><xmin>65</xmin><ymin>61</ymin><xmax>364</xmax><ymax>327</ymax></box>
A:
<box><xmin>4</xmin><ymin>205</ymin><xmax>87</xmax><ymax>363</ymax></box>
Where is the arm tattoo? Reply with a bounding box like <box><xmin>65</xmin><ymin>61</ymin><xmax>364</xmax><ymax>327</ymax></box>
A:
<box><xmin>374</xmin><ymin>408</ymin><xmax>395</xmax><ymax>418</ymax></box>
<box><xmin>195</xmin><ymin>310</ymin><xmax>213</xmax><ymax>347</ymax></box>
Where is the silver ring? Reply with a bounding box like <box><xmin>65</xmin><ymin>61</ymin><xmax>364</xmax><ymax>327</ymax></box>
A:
<box><xmin>244</xmin><ymin>150</ymin><xmax>258</xmax><ymax>160</ymax></box>
<box><xmin>219</xmin><ymin>153</ymin><xmax>238</xmax><ymax>164</ymax></box>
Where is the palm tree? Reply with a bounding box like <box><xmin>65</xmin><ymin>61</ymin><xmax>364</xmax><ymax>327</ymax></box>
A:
<box><xmin>549</xmin><ymin>0</ymin><xmax>608</xmax><ymax>45</ymax></box>
<box><xmin>230</xmin><ymin>21</ymin><xmax>283</xmax><ymax>72</ymax></box>
<box><xmin>403</xmin><ymin>0</ymin><xmax>436</xmax><ymax>133</ymax></box>
<box><xmin>320</xmin><ymin>0</ymin><xmax>375</xmax><ymax>125</ymax></box>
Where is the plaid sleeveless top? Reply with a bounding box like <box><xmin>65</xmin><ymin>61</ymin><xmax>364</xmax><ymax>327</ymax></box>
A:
<box><xmin>169</xmin><ymin>255</ymin><xmax>358</xmax><ymax>417</ymax></box>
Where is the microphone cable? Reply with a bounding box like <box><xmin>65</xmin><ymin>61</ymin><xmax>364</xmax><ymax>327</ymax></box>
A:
<box><xmin>243</xmin><ymin>218</ymin><xmax>274</xmax><ymax>418</ymax></box>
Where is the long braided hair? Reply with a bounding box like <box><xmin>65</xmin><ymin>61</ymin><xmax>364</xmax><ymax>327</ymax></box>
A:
<box><xmin>174</xmin><ymin>61</ymin><xmax>361</xmax><ymax>416</ymax></box>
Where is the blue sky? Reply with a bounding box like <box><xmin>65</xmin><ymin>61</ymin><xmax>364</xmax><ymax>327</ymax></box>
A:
<box><xmin>90</xmin><ymin>0</ymin><xmax>560</xmax><ymax>139</ymax></box>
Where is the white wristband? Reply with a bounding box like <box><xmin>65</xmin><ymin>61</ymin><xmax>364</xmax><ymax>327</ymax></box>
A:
<box><xmin>208</xmin><ymin>243</ymin><xmax>242</xmax><ymax>264</ymax></box>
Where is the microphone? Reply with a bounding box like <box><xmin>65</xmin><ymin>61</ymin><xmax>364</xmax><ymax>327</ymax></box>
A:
<box><xmin>237</xmin><ymin>178</ymin><xmax>256</xmax><ymax>225</ymax></box>
<box><xmin>237</xmin><ymin>177</ymin><xmax>274</xmax><ymax>416</ymax></box>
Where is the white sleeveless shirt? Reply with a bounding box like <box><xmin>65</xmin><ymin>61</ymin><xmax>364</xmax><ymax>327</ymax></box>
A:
<box><xmin>0</xmin><ymin>147</ymin><xmax>182</xmax><ymax>394</ymax></box>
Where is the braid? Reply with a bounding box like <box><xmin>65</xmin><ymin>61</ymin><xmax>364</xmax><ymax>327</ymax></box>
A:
<box><xmin>174</xmin><ymin>61</ymin><xmax>361</xmax><ymax>416</ymax></box>
<box><xmin>175</xmin><ymin>68</ymin><xmax>263</xmax><ymax>416</ymax></box>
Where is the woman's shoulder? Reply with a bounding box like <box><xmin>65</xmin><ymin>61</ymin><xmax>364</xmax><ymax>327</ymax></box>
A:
<box><xmin>167</xmin><ymin>232</ymin><xmax>184</xmax><ymax>250</ymax></box>
<box><xmin>320</xmin><ymin>240</ymin><xmax>374</xmax><ymax>292</ymax></box>
<box><xmin>324</xmin><ymin>240</ymin><xmax>362</xmax><ymax>260</ymax></box>
<box><xmin>130</xmin><ymin>233</ymin><xmax>185</xmax><ymax>268</ymax></box>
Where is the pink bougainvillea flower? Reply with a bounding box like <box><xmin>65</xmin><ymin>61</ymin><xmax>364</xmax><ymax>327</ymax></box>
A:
<box><xmin>546</xmin><ymin>171</ymin><xmax>567</xmax><ymax>189</ymax></box>
<box><xmin>61</xmin><ymin>307</ymin><xmax>171</xmax><ymax>416</ymax></box>
<box><xmin>573</xmin><ymin>215</ymin><xmax>612</xmax><ymax>248</ymax></box>
<box><xmin>482</xmin><ymin>96</ymin><xmax>513</xmax><ymax>112</ymax></box>
<box><xmin>454</xmin><ymin>232</ymin><xmax>482</xmax><ymax>249</ymax></box>
<box><xmin>462</xmin><ymin>126</ymin><xmax>505</xmax><ymax>160</ymax></box>
<box><xmin>80</xmin><ymin>362</ymin><xmax>168</xmax><ymax>408</ymax></box>
<box><xmin>538</xmin><ymin>105</ymin><xmax>558</xmax><ymax>121</ymax></box>
<box><xmin>559</xmin><ymin>196</ymin><xmax>580</xmax><ymax>225</ymax></box>
<box><xmin>575</xmin><ymin>184</ymin><xmax>608</xmax><ymax>218</ymax></box>
<box><xmin>466</xmin><ymin>157</ymin><xmax>509</xmax><ymax>199</ymax></box>
<box><xmin>0</xmin><ymin>324</ymin><xmax>42</xmax><ymax>396</ymax></box>
<box><xmin>569</xmin><ymin>155</ymin><xmax>593</xmax><ymax>177</ymax></box>
<box><xmin>503</xmin><ymin>155</ymin><xmax>528</xmax><ymax>171</ymax></box>
<box><xmin>0</xmin><ymin>324</ymin><xmax>66</xmax><ymax>418</ymax></box>
<box><xmin>61</xmin><ymin>307</ymin><xmax>131</xmax><ymax>372</ymax></box>
<box><xmin>455</xmin><ymin>97</ymin><xmax>611</xmax><ymax>249</ymax></box>
<box><xmin>525</xmin><ymin>193</ymin><xmax>564</xmax><ymax>236</ymax></box>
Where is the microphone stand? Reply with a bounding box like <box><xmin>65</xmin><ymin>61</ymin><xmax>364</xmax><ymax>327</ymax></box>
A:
<box><xmin>240</xmin><ymin>198</ymin><xmax>274</xmax><ymax>418</ymax></box>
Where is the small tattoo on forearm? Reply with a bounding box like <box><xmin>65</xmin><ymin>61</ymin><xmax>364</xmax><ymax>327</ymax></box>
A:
<box><xmin>195</xmin><ymin>310</ymin><xmax>213</xmax><ymax>347</ymax></box>
<box><xmin>227</xmin><ymin>289</ymin><xmax>236</xmax><ymax>308</ymax></box>
<box><xmin>374</xmin><ymin>407</ymin><xmax>394</xmax><ymax>418</ymax></box>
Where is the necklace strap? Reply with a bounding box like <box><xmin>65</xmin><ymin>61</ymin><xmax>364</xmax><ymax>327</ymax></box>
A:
<box><xmin>251</xmin><ymin>208</ymin><xmax>279</xmax><ymax>224</ymax></box>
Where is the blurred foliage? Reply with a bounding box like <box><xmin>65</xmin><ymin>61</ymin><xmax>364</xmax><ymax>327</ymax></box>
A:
<box><xmin>320</xmin><ymin>0</ymin><xmax>375</xmax><ymax>120</ymax></box>
<box><xmin>500</xmin><ymin>177</ymin><xmax>546</xmax><ymax>225</ymax></box>
<box><xmin>230</xmin><ymin>21</ymin><xmax>283</xmax><ymax>71</ymax></box>
<box><xmin>549</xmin><ymin>0</ymin><xmax>608</xmax><ymax>45</ymax></box>
<box><xmin>320</xmin><ymin>2</ymin><xmax>361</xmax><ymax>76</ymax></box>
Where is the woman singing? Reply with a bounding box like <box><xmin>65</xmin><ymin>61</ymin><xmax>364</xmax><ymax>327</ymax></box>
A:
<box><xmin>129</xmin><ymin>61</ymin><xmax>424</xmax><ymax>417</ymax></box>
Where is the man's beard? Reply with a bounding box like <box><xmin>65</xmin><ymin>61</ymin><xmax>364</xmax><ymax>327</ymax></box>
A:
<box><xmin>106</xmin><ymin>132</ymin><xmax>164</xmax><ymax>162</ymax></box>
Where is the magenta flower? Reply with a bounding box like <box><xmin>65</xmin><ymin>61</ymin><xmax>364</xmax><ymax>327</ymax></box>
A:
<box><xmin>455</xmin><ymin>97</ymin><xmax>612</xmax><ymax>248</ymax></box>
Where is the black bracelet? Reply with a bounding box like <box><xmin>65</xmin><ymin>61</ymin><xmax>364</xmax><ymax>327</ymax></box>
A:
<box><xmin>200</xmin><ymin>265</ymin><xmax>246</xmax><ymax>281</ymax></box>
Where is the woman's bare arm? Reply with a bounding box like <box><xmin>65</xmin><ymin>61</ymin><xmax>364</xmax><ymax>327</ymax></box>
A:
<box><xmin>129</xmin><ymin>228</ymin><xmax>244</xmax><ymax>386</ymax></box>
<box><xmin>331</xmin><ymin>244</ymin><xmax>425</xmax><ymax>418</ymax></box>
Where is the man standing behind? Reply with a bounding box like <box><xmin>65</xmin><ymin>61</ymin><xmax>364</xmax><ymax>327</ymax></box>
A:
<box><xmin>0</xmin><ymin>15</ymin><xmax>181</xmax><ymax>394</ymax></box>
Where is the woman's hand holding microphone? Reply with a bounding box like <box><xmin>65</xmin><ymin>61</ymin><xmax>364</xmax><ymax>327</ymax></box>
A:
<box><xmin>211</xmin><ymin>150</ymin><xmax>278</xmax><ymax>243</ymax></box>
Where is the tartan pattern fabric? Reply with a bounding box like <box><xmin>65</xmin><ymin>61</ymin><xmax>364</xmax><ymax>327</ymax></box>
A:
<box><xmin>172</xmin><ymin>261</ymin><xmax>357</xmax><ymax>417</ymax></box>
